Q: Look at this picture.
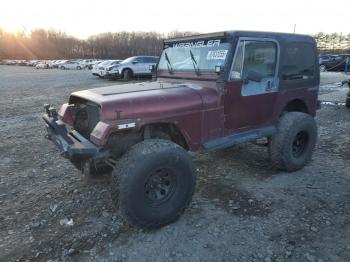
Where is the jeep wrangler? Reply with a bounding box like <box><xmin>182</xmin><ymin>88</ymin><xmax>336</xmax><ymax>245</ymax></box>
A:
<box><xmin>43</xmin><ymin>31</ymin><xmax>319</xmax><ymax>228</ymax></box>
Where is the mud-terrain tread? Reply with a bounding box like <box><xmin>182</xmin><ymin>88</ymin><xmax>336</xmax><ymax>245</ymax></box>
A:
<box><xmin>269</xmin><ymin>112</ymin><xmax>317</xmax><ymax>172</ymax></box>
<box><xmin>110</xmin><ymin>139</ymin><xmax>196</xmax><ymax>229</ymax></box>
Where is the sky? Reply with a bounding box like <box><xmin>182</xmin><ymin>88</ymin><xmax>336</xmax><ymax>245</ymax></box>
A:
<box><xmin>0</xmin><ymin>0</ymin><xmax>349</xmax><ymax>38</ymax></box>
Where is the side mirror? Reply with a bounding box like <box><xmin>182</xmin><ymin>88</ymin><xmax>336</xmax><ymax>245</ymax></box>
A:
<box><xmin>245</xmin><ymin>70</ymin><xmax>263</xmax><ymax>83</ymax></box>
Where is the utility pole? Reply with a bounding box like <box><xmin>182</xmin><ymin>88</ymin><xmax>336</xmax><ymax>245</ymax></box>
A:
<box><xmin>293</xmin><ymin>24</ymin><xmax>296</xmax><ymax>33</ymax></box>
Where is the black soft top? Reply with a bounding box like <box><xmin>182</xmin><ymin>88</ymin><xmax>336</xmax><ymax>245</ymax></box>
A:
<box><xmin>227</xmin><ymin>30</ymin><xmax>315</xmax><ymax>44</ymax></box>
<box><xmin>165</xmin><ymin>30</ymin><xmax>316</xmax><ymax>45</ymax></box>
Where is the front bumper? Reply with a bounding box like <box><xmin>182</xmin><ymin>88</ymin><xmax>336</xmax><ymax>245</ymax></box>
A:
<box><xmin>105</xmin><ymin>71</ymin><xmax>121</xmax><ymax>79</ymax></box>
<box><xmin>43</xmin><ymin>113</ymin><xmax>100</xmax><ymax>161</ymax></box>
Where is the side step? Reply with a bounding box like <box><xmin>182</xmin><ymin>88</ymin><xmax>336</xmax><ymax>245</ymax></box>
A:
<box><xmin>202</xmin><ymin>126</ymin><xmax>277</xmax><ymax>151</ymax></box>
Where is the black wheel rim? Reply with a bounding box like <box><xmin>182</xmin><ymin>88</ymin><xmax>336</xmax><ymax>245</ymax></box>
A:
<box><xmin>292</xmin><ymin>131</ymin><xmax>309</xmax><ymax>158</ymax></box>
<box><xmin>144</xmin><ymin>168</ymin><xmax>176</xmax><ymax>205</ymax></box>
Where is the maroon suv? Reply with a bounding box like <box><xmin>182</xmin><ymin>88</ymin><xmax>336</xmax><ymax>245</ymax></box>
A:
<box><xmin>43</xmin><ymin>31</ymin><xmax>319</xmax><ymax>228</ymax></box>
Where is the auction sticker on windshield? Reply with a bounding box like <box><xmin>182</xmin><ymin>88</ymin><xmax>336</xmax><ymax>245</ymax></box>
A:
<box><xmin>207</xmin><ymin>50</ymin><xmax>228</xmax><ymax>60</ymax></box>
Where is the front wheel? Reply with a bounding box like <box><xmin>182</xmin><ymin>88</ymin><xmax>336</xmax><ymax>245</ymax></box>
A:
<box><xmin>77</xmin><ymin>66</ymin><xmax>81</xmax><ymax>70</ymax></box>
<box><xmin>122</xmin><ymin>69</ymin><xmax>132</xmax><ymax>81</ymax></box>
<box><xmin>319</xmin><ymin>65</ymin><xmax>326</xmax><ymax>72</ymax></box>
<box><xmin>269</xmin><ymin>112</ymin><xmax>317</xmax><ymax>172</ymax></box>
<box><xmin>110</xmin><ymin>139</ymin><xmax>196</xmax><ymax>228</ymax></box>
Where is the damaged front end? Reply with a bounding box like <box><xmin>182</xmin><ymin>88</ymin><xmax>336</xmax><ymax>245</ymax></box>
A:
<box><xmin>43</xmin><ymin>103</ymin><xmax>111</xmax><ymax>175</ymax></box>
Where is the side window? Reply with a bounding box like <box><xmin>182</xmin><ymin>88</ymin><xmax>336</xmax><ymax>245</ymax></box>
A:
<box><xmin>231</xmin><ymin>40</ymin><xmax>277</xmax><ymax>80</ymax></box>
<box><xmin>133</xmin><ymin>57</ymin><xmax>143</xmax><ymax>63</ymax></box>
<box><xmin>143</xmin><ymin>57</ymin><xmax>153</xmax><ymax>63</ymax></box>
<box><xmin>281</xmin><ymin>43</ymin><xmax>315</xmax><ymax>80</ymax></box>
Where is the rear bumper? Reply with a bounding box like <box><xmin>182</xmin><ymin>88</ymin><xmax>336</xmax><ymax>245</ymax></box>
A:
<box><xmin>43</xmin><ymin>114</ymin><xmax>100</xmax><ymax>161</ymax></box>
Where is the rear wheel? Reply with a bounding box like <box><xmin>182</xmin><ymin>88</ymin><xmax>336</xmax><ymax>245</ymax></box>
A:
<box><xmin>110</xmin><ymin>139</ymin><xmax>196</xmax><ymax>228</ymax></box>
<box><xmin>319</xmin><ymin>65</ymin><xmax>326</xmax><ymax>72</ymax></box>
<box><xmin>60</xmin><ymin>66</ymin><xmax>65</xmax><ymax>70</ymax></box>
<box><xmin>123</xmin><ymin>69</ymin><xmax>132</xmax><ymax>81</ymax></box>
<box><xmin>269</xmin><ymin>112</ymin><xmax>317</xmax><ymax>172</ymax></box>
<box><xmin>77</xmin><ymin>66</ymin><xmax>82</xmax><ymax>70</ymax></box>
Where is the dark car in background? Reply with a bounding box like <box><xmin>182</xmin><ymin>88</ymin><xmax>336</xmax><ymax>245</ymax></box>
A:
<box><xmin>319</xmin><ymin>54</ymin><xmax>350</xmax><ymax>72</ymax></box>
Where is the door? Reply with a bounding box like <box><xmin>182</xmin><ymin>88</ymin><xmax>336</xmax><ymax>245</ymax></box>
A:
<box><xmin>327</xmin><ymin>56</ymin><xmax>343</xmax><ymax>71</ymax></box>
<box><xmin>143</xmin><ymin>57</ymin><xmax>156</xmax><ymax>74</ymax></box>
<box><xmin>131</xmin><ymin>57</ymin><xmax>144</xmax><ymax>74</ymax></box>
<box><xmin>223</xmin><ymin>38</ymin><xmax>279</xmax><ymax>131</ymax></box>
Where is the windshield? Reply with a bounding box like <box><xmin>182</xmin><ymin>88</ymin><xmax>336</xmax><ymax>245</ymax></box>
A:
<box><xmin>99</xmin><ymin>61</ymin><xmax>112</xmax><ymax>66</ymax></box>
<box><xmin>158</xmin><ymin>39</ymin><xmax>230</xmax><ymax>72</ymax></box>
<box><xmin>121</xmin><ymin>57</ymin><xmax>136</xmax><ymax>64</ymax></box>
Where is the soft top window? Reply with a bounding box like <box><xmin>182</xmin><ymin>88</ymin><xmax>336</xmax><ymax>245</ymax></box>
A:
<box><xmin>282</xmin><ymin>43</ymin><xmax>315</xmax><ymax>80</ymax></box>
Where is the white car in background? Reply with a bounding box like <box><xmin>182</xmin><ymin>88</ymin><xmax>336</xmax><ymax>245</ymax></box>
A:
<box><xmin>58</xmin><ymin>61</ymin><xmax>83</xmax><ymax>70</ymax></box>
<box><xmin>35</xmin><ymin>62</ymin><xmax>49</xmax><ymax>69</ymax></box>
<box><xmin>104</xmin><ymin>56</ymin><xmax>159</xmax><ymax>80</ymax></box>
<box><xmin>91</xmin><ymin>60</ymin><xmax>122</xmax><ymax>78</ymax></box>
<box><xmin>47</xmin><ymin>60</ymin><xmax>59</xmax><ymax>68</ymax></box>
<box><xmin>80</xmin><ymin>59</ymin><xmax>98</xmax><ymax>69</ymax></box>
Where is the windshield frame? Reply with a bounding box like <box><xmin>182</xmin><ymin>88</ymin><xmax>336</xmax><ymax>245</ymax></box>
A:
<box><xmin>157</xmin><ymin>38</ymin><xmax>232</xmax><ymax>78</ymax></box>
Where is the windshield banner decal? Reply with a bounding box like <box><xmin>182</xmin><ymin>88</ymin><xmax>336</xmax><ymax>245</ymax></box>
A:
<box><xmin>172</xmin><ymin>39</ymin><xmax>221</xmax><ymax>49</ymax></box>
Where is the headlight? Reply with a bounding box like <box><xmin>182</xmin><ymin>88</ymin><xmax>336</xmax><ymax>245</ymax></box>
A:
<box><xmin>109</xmin><ymin>66</ymin><xmax>119</xmax><ymax>72</ymax></box>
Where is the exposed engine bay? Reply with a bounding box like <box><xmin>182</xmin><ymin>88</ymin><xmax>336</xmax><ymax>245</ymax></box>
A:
<box><xmin>71</xmin><ymin>100</ymin><xmax>100</xmax><ymax>139</ymax></box>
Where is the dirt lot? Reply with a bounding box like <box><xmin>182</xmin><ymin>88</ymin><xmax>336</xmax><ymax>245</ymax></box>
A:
<box><xmin>0</xmin><ymin>66</ymin><xmax>350</xmax><ymax>262</ymax></box>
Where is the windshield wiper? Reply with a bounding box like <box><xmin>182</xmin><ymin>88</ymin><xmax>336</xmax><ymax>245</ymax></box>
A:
<box><xmin>189</xmin><ymin>50</ymin><xmax>200</xmax><ymax>75</ymax></box>
<box><xmin>164</xmin><ymin>52</ymin><xmax>174</xmax><ymax>74</ymax></box>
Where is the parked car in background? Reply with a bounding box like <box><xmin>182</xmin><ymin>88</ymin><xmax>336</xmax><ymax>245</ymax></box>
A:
<box><xmin>5</xmin><ymin>60</ymin><xmax>17</xmax><ymax>65</ymax></box>
<box><xmin>319</xmin><ymin>54</ymin><xmax>350</xmax><ymax>72</ymax></box>
<box><xmin>59</xmin><ymin>60</ymin><xmax>83</xmax><ymax>70</ymax></box>
<box><xmin>87</xmin><ymin>60</ymin><xmax>102</xmax><ymax>70</ymax></box>
<box><xmin>47</xmin><ymin>60</ymin><xmax>58</xmax><ymax>68</ymax></box>
<box><xmin>79</xmin><ymin>59</ymin><xmax>97</xmax><ymax>69</ymax></box>
<box><xmin>91</xmin><ymin>60</ymin><xmax>122</xmax><ymax>78</ymax></box>
<box><xmin>27</xmin><ymin>60</ymin><xmax>40</xmax><ymax>66</ymax></box>
<box><xmin>35</xmin><ymin>62</ymin><xmax>49</xmax><ymax>69</ymax></box>
<box><xmin>105</xmin><ymin>56</ymin><xmax>159</xmax><ymax>80</ymax></box>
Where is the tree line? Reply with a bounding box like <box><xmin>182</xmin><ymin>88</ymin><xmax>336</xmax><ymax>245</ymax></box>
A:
<box><xmin>1</xmin><ymin>28</ymin><xmax>349</xmax><ymax>60</ymax></box>
<box><xmin>0</xmin><ymin>28</ymin><xmax>196</xmax><ymax>60</ymax></box>
<box><xmin>314</xmin><ymin>32</ymin><xmax>350</xmax><ymax>54</ymax></box>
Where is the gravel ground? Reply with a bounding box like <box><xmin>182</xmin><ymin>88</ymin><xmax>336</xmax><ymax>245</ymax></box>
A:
<box><xmin>0</xmin><ymin>65</ymin><xmax>350</xmax><ymax>262</ymax></box>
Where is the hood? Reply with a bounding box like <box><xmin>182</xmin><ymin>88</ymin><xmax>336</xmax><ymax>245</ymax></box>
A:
<box><xmin>70</xmin><ymin>81</ymin><xmax>219</xmax><ymax>121</ymax></box>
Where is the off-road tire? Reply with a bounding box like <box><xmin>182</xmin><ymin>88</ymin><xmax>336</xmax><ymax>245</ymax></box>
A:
<box><xmin>110</xmin><ymin>139</ymin><xmax>196</xmax><ymax>228</ymax></box>
<box><xmin>122</xmin><ymin>69</ymin><xmax>132</xmax><ymax>81</ymax></box>
<box><xmin>269</xmin><ymin>112</ymin><xmax>317</xmax><ymax>172</ymax></box>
